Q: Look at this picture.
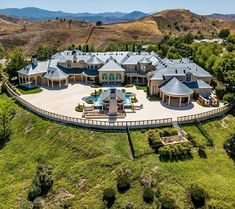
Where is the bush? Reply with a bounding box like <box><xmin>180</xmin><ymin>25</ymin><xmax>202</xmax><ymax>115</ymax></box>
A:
<box><xmin>223</xmin><ymin>93</ymin><xmax>235</xmax><ymax>104</ymax></box>
<box><xmin>143</xmin><ymin>187</ymin><xmax>154</xmax><ymax>204</ymax></box>
<box><xmin>131</xmin><ymin>96</ymin><xmax>138</xmax><ymax>103</ymax></box>
<box><xmin>218</xmin><ymin>29</ymin><xmax>230</xmax><ymax>39</ymax></box>
<box><xmin>86</xmin><ymin>100</ymin><xmax>94</xmax><ymax>105</ymax></box>
<box><xmin>159</xmin><ymin>128</ymin><xmax>178</xmax><ymax>137</ymax></box>
<box><xmin>148</xmin><ymin>131</ymin><xmax>163</xmax><ymax>151</ymax></box>
<box><xmin>224</xmin><ymin>135</ymin><xmax>235</xmax><ymax>159</ymax></box>
<box><xmin>159</xmin><ymin>142</ymin><xmax>192</xmax><ymax>162</ymax></box>
<box><xmin>103</xmin><ymin>188</ymin><xmax>116</xmax><ymax>207</ymax></box>
<box><xmin>28</xmin><ymin>164</ymin><xmax>53</xmax><ymax>202</ymax></box>
<box><xmin>190</xmin><ymin>184</ymin><xmax>206</xmax><ymax>208</ymax></box>
<box><xmin>91</xmin><ymin>89</ymin><xmax>103</xmax><ymax>96</ymax></box>
<box><xmin>75</xmin><ymin>104</ymin><xmax>84</xmax><ymax>112</ymax></box>
<box><xmin>117</xmin><ymin>176</ymin><xmax>131</xmax><ymax>193</ymax></box>
<box><xmin>160</xmin><ymin>196</ymin><xmax>176</xmax><ymax>209</ymax></box>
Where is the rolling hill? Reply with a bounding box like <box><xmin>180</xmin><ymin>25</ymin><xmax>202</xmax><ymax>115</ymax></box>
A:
<box><xmin>0</xmin><ymin>7</ymin><xmax>148</xmax><ymax>23</ymax></box>
<box><xmin>0</xmin><ymin>9</ymin><xmax>235</xmax><ymax>55</ymax></box>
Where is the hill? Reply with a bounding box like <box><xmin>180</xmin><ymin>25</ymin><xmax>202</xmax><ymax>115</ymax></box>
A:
<box><xmin>206</xmin><ymin>13</ymin><xmax>235</xmax><ymax>20</ymax></box>
<box><xmin>0</xmin><ymin>94</ymin><xmax>235</xmax><ymax>208</ymax></box>
<box><xmin>0</xmin><ymin>9</ymin><xmax>235</xmax><ymax>55</ymax></box>
<box><xmin>0</xmin><ymin>7</ymin><xmax>148</xmax><ymax>23</ymax></box>
<box><xmin>146</xmin><ymin>9</ymin><xmax>218</xmax><ymax>36</ymax></box>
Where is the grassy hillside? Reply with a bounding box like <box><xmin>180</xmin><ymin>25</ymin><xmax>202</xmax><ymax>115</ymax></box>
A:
<box><xmin>0</xmin><ymin>94</ymin><xmax>235</xmax><ymax>208</ymax></box>
<box><xmin>1</xmin><ymin>9</ymin><xmax>235</xmax><ymax>54</ymax></box>
<box><xmin>146</xmin><ymin>9</ymin><xmax>218</xmax><ymax>36</ymax></box>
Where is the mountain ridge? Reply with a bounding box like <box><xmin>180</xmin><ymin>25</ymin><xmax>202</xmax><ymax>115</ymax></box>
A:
<box><xmin>0</xmin><ymin>7</ymin><xmax>148</xmax><ymax>23</ymax></box>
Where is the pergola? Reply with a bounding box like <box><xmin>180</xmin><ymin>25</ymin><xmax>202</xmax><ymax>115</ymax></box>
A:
<box><xmin>160</xmin><ymin>77</ymin><xmax>193</xmax><ymax>107</ymax></box>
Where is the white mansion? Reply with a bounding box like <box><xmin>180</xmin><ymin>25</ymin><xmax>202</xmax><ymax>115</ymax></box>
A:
<box><xmin>18</xmin><ymin>50</ymin><xmax>214</xmax><ymax>107</ymax></box>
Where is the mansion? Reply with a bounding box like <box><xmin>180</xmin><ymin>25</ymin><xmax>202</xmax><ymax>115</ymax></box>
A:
<box><xmin>18</xmin><ymin>50</ymin><xmax>215</xmax><ymax>107</ymax></box>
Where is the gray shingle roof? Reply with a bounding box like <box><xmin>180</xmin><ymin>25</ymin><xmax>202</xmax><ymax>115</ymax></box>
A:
<box><xmin>100</xmin><ymin>88</ymin><xmax>125</xmax><ymax>101</ymax></box>
<box><xmin>138</xmin><ymin>57</ymin><xmax>152</xmax><ymax>64</ymax></box>
<box><xmin>160</xmin><ymin>77</ymin><xmax>193</xmax><ymax>96</ymax></box>
<box><xmin>18</xmin><ymin>61</ymin><xmax>49</xmax><ymax>76</ymax></box>
<box><xmin>86</xmin><ymin>55</ymin><xmax>104</xmax><ymax>65</ymax></box>
<box><xmin>98</xmin><ymin>60</ymin><xmax>125</xmax><ymax>72</ymax></box>
<box><xmin>44</xmin><ymin>67</ymin><xmax>69</xmax><ymax>80</ymax></box>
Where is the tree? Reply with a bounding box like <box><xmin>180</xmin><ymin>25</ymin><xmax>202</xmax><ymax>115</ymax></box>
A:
<box><xmin>68</xmin><ymin>19</ymin><xmax>72</xmax><ymax>28</ymax></box>
<box><xmin>0</xmin><ymin>97</ymin><xmax>16</xmax><ymax>142</ymax></box>
<box><xmin>117</xmin><ymin>175</ymin><xmax>131</xmax><ymax>193</ymax></box>
<box><xmin>219</xmin><ymin>29</ymin><xmax>230</xmax><ymax>39</ymax></box>
<box><xmin>96</xmin><ymin>21</ymin><xmax>103</xmax><ymax>26</ymax></box>
<box><xmin>160</xmin><ymin>196</ymin><xmax>176</xmax><ymax>209</ymax></box>
<box><xmin>28</xmin><ymin>164</ymin><xmax>53</xmax><ymax>202</ymax></box>
<box><xmin>0</xmin><ymin>42</ymin><xmax>5</xmax><ymax>59</ymax></box>
<box><xmin>36</xmin><ymin>44</ymin><xmax>58</xmax><ymax>61</ymax></box>
<box><xmin>6</xmin><ymin>48</ymin><xmax>29</xmax><ymax>79</ymax></box>
<box><xmin>224</xmin><ymin>135</ymin><xmax>235</xmax><ymax>159</ymax></box>
<box><xmin>143</xmin><ymin>187</ymin><xmax>154</xmax><ymax>204</ymax></box>
<box><xmin>103</xmin><ymin>188</ymin><xmax>116</xmax><ymax>208</ymax></box>
<box><xmin>190</xmin><ymin>184</ymin><xmax>206</xmax><ymax>208</ymax></box>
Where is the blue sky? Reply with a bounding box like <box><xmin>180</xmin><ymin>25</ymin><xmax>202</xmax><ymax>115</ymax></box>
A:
<box><xmin>0</xmin><ymin>0</ymin><xmax>234</xmax><ymax>14</ymax></box>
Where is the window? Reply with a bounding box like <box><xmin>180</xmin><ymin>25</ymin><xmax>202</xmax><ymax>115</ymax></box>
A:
<box><xmin>109</xmin><ymin>74</ymin><xmax>115</xmax><ymax>81</ymax></box>
<box><xmin>116</xmin><ymin>74</ymin><xmax>121</xmax><ymax>80</ymax></box>
<box><xmin>102</xmin><ymin>74</ymin><xmax>107</xmax><ymax>80</ymax></box>
<box><xmin>186</xmin><ymin>73</ymin><xmax>192</xmax><ymax>82</ymax></box>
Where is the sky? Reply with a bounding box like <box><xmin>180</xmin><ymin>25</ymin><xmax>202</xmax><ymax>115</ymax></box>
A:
<box><xmin>0</xmin><ymin>0</ymin><xmax>234</xmax><ymax>15</ymax></box>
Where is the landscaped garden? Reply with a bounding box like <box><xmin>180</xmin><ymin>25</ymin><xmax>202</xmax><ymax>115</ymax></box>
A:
<box><xmin>0</xmin><ymin>94</ymin><xmax>235</xmax><ymax>209</ymax></box>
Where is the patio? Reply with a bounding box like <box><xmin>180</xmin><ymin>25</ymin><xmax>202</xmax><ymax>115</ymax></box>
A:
<box><xmin>20</xmin><ymin>83</ymin><xmax>224</xmax><ymax>122</ymax></box>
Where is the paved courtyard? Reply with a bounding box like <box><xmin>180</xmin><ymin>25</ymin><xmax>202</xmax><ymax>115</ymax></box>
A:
<box><xmin>21</xmin><ymin>83</ymin><xmax>223</xmax><ymax>121</ymax></box>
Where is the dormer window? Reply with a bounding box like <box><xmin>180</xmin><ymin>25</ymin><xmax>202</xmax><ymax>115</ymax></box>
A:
<box><xmin>186</xmin><ymin>73</ymin><xmax>192</xmax><ymax>82</ymax></box>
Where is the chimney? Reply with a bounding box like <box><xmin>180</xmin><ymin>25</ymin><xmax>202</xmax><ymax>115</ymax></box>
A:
<box><xmin>31</xmin><ymin>55</ymin><xmax>38</xmax><ymax>66</ymax></box>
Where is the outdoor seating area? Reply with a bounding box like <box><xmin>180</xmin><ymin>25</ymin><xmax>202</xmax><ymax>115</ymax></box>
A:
<box><xmin>198</xmin><ymin>94</ymin><xmax>219</xmax><ymax>107</ymax></box>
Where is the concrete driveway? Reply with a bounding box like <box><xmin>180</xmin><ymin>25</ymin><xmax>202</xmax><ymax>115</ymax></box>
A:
<box><xmin>21</xmin><ymin>83</ymin><xmax>223</xmax><ymax>121</ymax></box>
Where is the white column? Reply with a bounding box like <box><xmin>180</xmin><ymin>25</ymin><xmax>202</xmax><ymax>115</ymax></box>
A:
<box><xmin>179</xmin><ymin>97</ymin><xmax>182</xmax><ymax>107</ymax></box>
<box><xmin>59</xmin><ymin>80</ymin><xmax>61</xmax><ymax>88</ymax></box>
<box><xmin>168</xmin><ymin>96</ymin><xmax>171</xmax><ymax>106</ymax></box>
<box><xmin>188</xmin><ymin>96</ymin><xmax>190</xmax><ymax>105</ymax></box>
<box><xmin>162</xmin><ymin>93</ymin><xmax>165</xmax><ymax>102</ymax></box>
<box><xmin>47</xmin><ymin>80</ymin><xmax>49</xmax><ymax>86</ymax></box>
<box><xmin>35</xmin><ymin>77</ymin><xmax>37</xmax><ymax>86</ymax></box>
<box><xmin>52</xmin><ymin>80</ymin><xmax>54</xmax><ymax>88</ymax></box>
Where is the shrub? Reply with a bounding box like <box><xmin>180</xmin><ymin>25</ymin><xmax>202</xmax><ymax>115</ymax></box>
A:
<box><xmin>148</xmin><ymin>131</ymin><xmax>163</xmax><ymax>151</ymax></box>
<box><xmin>91</xmin><ymin>89</ymin><xmax>103</xmax><ymax>96</ymax></box>
<box><xmin>75</xmin><ymin>104</ymin><xmax>84</xmax><ymax>112</ymax></box>
<box><xmin>143</xmin><ymin>187</ymin><xmax>154</xmax><ymax>204</ymax></box>
<box><xmin>219</xmin><ymin>29</ymin><xmax>230</xmax><ymax>39</ymax></box>
<box><xmin>103</xmin><ymin>188</ymin><xmax>116</xmax><ymax>207</ymax></box>
<box><xmin>198</xmin><ymin>145</ymin><xmax>207</xmax><ymax>159</ymax></box>
<box><xmin>131</xmin><ymin>96</ymin><xmax>138</xmax><ymax>103</ymax></box>
<box><xmin>86</xmin><ymin>100</ymin><xmax>94</xmax><ymax>105</ymax></box>
<box><xmin>160</xmin><ymin>196</ymin><xmax>176</xmax><ymax>209</ymax></box>
<box><xmin>159</xmin><ymin>128</ymin><xmax>178</xmax><ymax>137</ymax></box>
<box><xmin>117</xmin><ymin>176</ymin><xmax>131</xmax><ymax>193</ymax></box>
<box><xmin>28</xmin><ymin>164</ymin><xmax>53</xmax><ymax>202</ymax></box>
<box><xmin>159</xmin><ymin>142</ymin><xmax>192</xmax><ymax>162</ymax></box>
<box><xmin>190</xmin><ymin>184</ymin><xmax>206</xmax><ymax>208</ymax></box>
<box><xmin>224</xmin><ymin>135</ymin><xmax>235</xmax><ymax>159</ymax></box>
<box><xmin>223</xmin><ymin>93</ymin><xmax>235</xmax><ymax>104</ymax></box>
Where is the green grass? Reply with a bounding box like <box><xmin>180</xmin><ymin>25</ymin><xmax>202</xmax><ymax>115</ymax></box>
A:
<box><xmin>0</xmin><ymin>95</ymin><xmax>235</xmax><ymax>208</ymax></box>
<box><xmin>16</xmin><ymin>85</ymin><xmax>43</xmax><ymax>95</ymax></box>
<box><xmin>135</xmin><ymin>85</ymin><xmax>148</xmax><ymax>92</ymax></box>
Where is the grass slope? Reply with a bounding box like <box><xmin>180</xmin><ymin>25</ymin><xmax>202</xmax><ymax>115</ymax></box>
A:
<box><xmin>0</xmin><ymin>95</ymin><xmax>234</xmax><ymax>208</ymax></box>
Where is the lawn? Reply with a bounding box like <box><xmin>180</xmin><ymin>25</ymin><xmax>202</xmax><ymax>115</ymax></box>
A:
<box><xmin>16</xmin><ymin>85</ymin><xmax>43</xmax><ymax>95</ymax></box>
<box><xmin>0</xmin><ymin>95</ymin><xmax>235</xmax><ymax>209</ymax></box>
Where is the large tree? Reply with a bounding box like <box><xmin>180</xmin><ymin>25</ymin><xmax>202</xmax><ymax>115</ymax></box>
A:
<box><xmin>6</xmin><ymin>48</ymin><xmax>29</xmax><ymax>79</ymax></box>
<box><xmin>0</xmin><ymin>96</ymin><xmax>16</xmax><ymax>141</ymax></box>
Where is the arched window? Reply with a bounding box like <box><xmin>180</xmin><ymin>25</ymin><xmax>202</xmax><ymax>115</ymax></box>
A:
<box><xmin>109</xmin><ymin>74</ymin><xmax>115</xmax><ymax>81</ymax></box>
<box><xmin>116</xmin><ymin>74</ymin><xmax>121</xmax><ymax>80</ymax></box>
<box><xmin>102</xmin><ymin>74</ymin><xmax>107</xmax><ymax>80</ymax></box>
